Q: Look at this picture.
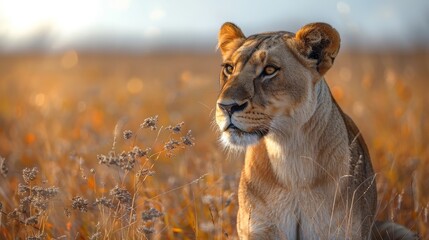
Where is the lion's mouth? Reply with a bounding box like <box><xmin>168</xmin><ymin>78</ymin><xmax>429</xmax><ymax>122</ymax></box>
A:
<box><xmin>225</xmin><ymin>123</ymin><xmax>239</xmax><ymax>131</ymax></box>
<box><xmin>219</xmin><ymin>122</ymin><xmax>269</xmax><ymax>147</ymax></box>
<box><xmin>224</xmin><ymin>123</ymin><xmax>269</xmax><ymax>138</ymax></box>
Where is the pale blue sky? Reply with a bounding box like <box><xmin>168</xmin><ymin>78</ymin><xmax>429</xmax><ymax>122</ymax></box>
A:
<box><xmin>0</xmin><ymin>0</ymin><xmax>428</xmax><ymax>51</ymax></box>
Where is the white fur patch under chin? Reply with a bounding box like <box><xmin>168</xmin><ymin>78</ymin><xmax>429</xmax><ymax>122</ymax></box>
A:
<box><xmin>221</xmin><ymin>132</ymin><xmax>260</xmax><ymax>149</ymax></box>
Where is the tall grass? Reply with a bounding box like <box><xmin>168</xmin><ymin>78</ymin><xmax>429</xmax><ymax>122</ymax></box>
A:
<box><xmin>0</xmin><ymin>50</ymin><xmax>427</xmax><ymax>239</ymax></box>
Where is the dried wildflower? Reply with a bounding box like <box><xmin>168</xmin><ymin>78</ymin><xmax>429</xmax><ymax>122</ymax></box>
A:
<box><xmin>123</xmin><ymin>130</ymin><xmax>133</xmax><ymax>140</ymax></box>
<box><xmin>140</xmin><ymin>115</ymin><xmax>158</xmax><ymax>130</ymax></box>
<box><xmin>124</xmin><ymin>152</ymin><xmax>136</xmax><ymax>171</ymax></box>
<box><xmin>97</xmin><ymin>154</ymin><xmax>108</xmax><ymax>165</ymax></box>
<box><xmin>97</xmin><ymin>153</ymin><xmax>111</xmax><ymax>166</ymax></box>
<box><xmin>132</xmin><ymin>146</ymin><xmax>150</xmax><ymax>158</ymax></box>
<box><xmin>107</xmin><ymin>151</ymin><xmax>117</xmax><ymax>164</ymax></box>
<box><xmin>98</xmin><ymin>150</ymin><xmax>136</xmax><ymax>171</ymax></box>
<box><xmin>141</xmin><ymin>208</ymin><xmax>163</xmax><ymax>221</ymax></box>
<box><xmin>126</xmin><ymin>206</ymin><xmax>137</xmax><ymax>222</ymax></box>
<box><xmin>166</xmin><ymin>122</ymin><xmax>184</xmax><ymax>134</ymax></box>
<box><xmin>32</xmin><ymin>186</ymin><xmax>59</xmax><ymax>199</ymax></box>
<box><xmin>94</xmin><ymin>197</ymin><xmax>115</xmax><ymax>209</ymax></box>
<box><xmin>18</xmin><ymin>183</ymin><xmax>30</xmax><ymax>195</ymax></box>
<box><xmin>72</xmin><ymin>196</ymin><xmax>89</xmax><ymax>212</ymax></box>
<box><xmin>0</xmin><ymin>156</ymin><xmax>8</xmax><ymax>177</ymax></box>
<box><xmin>181</xmin><ymin>130</ymin><xmax>195</xmax><ymax>146</ymax></box>
<box><xmin>23</xmin><ymin>167</ymin><xmax>38</xmax><ymax>183</ymax></box>
<box><xmin>20</xmin><ymin>196</ymin><xmax>32</xmax><ymax>213</ymax></box>
<box><xmin>31</xmin><ymin>197</ymin><xmax>49</xmax><ymax>211</ymax></box>
<box><xmin>136</xmin><ymin>169</ymin><xmax>155</xmax><ymax>178</ymax></box>
<box><xmin>25</xmin><ymin>215</ymin><xmax>38</xmax><ymax>225</ymax></box>
<box><xmin>110</xmin><ymin>186</ymin><xmax>131</xmax><ymax>206</ymax></box>
<box><xmin>16</xmin><ymin>186</ymin><xmax>59</xmax><ymax>213</ymax></box>
<box><xmin>137</xmin><ymin>226</ymin><xmax>155</xmax><ymax>235</ymax></box>
<box><xmin>164</xmin><ymin>139</ymin><xmax>180</xmax><ymax>151</ymax></box>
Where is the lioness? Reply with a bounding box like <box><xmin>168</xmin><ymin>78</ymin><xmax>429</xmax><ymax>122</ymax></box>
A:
<box><xmin>215</xmin><ymin>22</ymin><xmax>418</xmax><ymax>240</ymax></box>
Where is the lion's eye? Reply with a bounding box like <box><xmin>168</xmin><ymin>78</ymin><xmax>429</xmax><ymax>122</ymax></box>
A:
<box><xmin>223</xmin><ymin>64</ymin><xmax>234</xmax><ymax>75</ymax></box>
<box><xmin>263</xmin><ymin>65</ymin><xmax>278</xmax><ymax>76</ymax></box>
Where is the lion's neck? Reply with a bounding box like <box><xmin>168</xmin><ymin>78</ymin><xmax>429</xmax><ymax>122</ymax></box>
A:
<box><xmin>254</xmin><ymin>79</ymin><xmax>349</xmax><ymax>188</ymax></box>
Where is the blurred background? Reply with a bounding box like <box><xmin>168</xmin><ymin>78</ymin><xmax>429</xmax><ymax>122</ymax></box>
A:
<box><xmin>0</xmin><ymin>0</ymin><xmax>428</xmax><ymax>239</ymax></box>
<box><xmin>1</xmin><ymin>0</ymin><xmax>428</xmax><ymax>52</ymax></box>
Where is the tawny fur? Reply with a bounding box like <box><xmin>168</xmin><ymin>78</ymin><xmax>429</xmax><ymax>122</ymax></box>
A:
<box><xmin>216</xmin><ymin>22</ymin><xmax>419</xmax><ymax>240</ymax></box>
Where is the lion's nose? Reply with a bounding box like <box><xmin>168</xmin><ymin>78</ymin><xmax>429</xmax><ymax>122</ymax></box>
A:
<box><xmin>218</xmin><ymin>101</ymin><xmax>248</xmax><ymax>116</ymax></box>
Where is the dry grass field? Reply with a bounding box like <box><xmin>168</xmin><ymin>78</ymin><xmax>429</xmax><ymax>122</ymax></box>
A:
<box><xmin>0</xmin><ymin>49</ymin><xmax>428</xmax><ymax>239</ymax></box>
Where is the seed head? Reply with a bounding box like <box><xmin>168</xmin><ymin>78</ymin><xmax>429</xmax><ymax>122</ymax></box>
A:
<box><xmin>94</xmin><ymin>197</ymin><xmax>115</xmax><ymax>209</ymax></box>
<box><xmin>97</xmin><ymin>154</ymin><xmax>108</xmax><ymax>165</ymax></box>
<box><xmin>137</xmin><ymin>226</ymin><xmax>155</xmax><ymax>235</ymax></box>
<box><xmin>98</xmin><ymin>150</ymin><xmax>137</xmax><ymax>171</ymax></box>
<box><xmin>164</xmin><ymin>139</ymin><xmax>180</xmax><ymax>151</ymax></box>
<box><xmin>133</xmin><ymin>146</ymin><xmax>150</xmax><ymax>158</ymax></box>
<box><xmin>166</xmin><ymin>122</ymin><xmax>184</xmax><ymax>134</ymax></box>
<box><xmin>32</xmin><ymin>186</ymin><xmax>59</xmax><ymax>199</ymax></box>
<box><xmin>23</xmin><ymin>167</ymin><xmax>39</xmax><ymax>183</ymax></box>
<box><xmin>140</xmin><ymin>115</ymin><xmax>158</xmax><ymax>130</ymax></box>
<box><xmin>123</xmin><ymin>130</ymin><xmax>133</xmax><ymax>140</ymax></box>
<box><xmin>110</xmin><ymin>186</ymin><xmax>132</xmax><ymax>206</ymax></box>
<box><xmin>72</xmin><ymin>196</ymin><xmax>89</xmax><ymax>212</ymax></box>
<box><xmin>119</xmin><ymin>151</ymin><xmax>135</xmax><ymax>171</ymax></box>
<box><xmin>18</xmin><ymin>183</ymin><xmax>30</xmax><ymax>195</ymax></box>
<box><xmin>136</xmin><ymin>169</ymin><xmax>155</xmax><ymax>179</ymax></box>
<box><xmin>181</xmin><ymin>130</ymin><xmax>195</xmax><ymax>146</ymax></box>
<box><xmin>31</xmin><ymin>197</ymin><xmax>49</xmax><ymax>211</ymax></box>
<box><xmin>19</xmin><ymin>196</ymin><xmax>32</xmax><ymax>212</ymax></box>
<box><xmin>141</xmin><ymin>207</ymin><xmax>164</xmax><ymax>221</ymax></box>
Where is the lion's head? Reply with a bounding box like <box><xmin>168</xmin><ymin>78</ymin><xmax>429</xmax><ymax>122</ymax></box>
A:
<box><xmin>215</xmin><ymin>22</ymin><xmax>340</xmax><ymax>148</ymax></box>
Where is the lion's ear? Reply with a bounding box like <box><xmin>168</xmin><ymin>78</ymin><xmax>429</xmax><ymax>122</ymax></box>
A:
<box><xmin>218</xmin><ymin>22</ymin><xmax>245</xmax><ymax>57</ymax></box>
<box><xmin>294</xmin><ymin>22</ymin><xmax>340</xmax><ymax>75</ymax></box>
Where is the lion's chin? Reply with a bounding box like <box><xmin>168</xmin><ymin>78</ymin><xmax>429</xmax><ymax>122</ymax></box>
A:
<box><xmin>220</xmin><ymin>128</ymin><xmax>266</xmax><ymax>149</ymax></box>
